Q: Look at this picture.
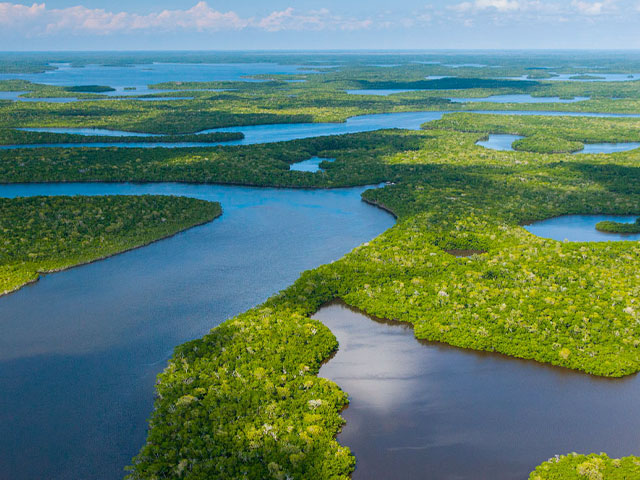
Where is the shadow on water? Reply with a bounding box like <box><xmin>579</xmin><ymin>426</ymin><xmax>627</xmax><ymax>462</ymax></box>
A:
<box><xmin>315</xmin><ymin>300</ymin><xmax>640</xmax><ymax>480</ymax></box>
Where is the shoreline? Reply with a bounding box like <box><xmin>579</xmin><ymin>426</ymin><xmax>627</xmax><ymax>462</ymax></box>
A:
<box><xmin>0</xmin><ymin>210</ymin><xmax>221</xmax><ymax>299</ymax></box>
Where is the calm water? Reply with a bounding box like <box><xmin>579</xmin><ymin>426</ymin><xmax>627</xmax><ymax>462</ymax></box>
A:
<box><xmin>316</xmin><ymin>301</ymin><xmax>640</xmax><ymax>480</ymax></box>
<box><xmin>579</xmin><ymin>142</ymin><xmax>640</xmax><ymax>154</ymax></box>
<box><xmin>548</xmin><ymin>73</ymin><xmax>640</xmax><ymax>82</ymax></box>
<box><xmin>502</xmin><ymin>73</ymin><xmax>640</xmax><ymax>82</ymax></box>
<box><xmin>478</xmin><ymin>135</ymin><xmax>640</xmax><ymax>155</ymax></box>
<box><xmin>525</xmin><ymin>215</ymin><xmax>640</xmax><ymax>242</ymax></box>
<box><xmin>0</xmin><ymin>182</ymin><xmax>395</xmax><ymax>480</ymax></box>
<box><xmin>346</xmin><ymin>89</ymin><xmax>418</xmax><ymax>96</ymax></box>
<box><xmin>0</xmin><ymin>62</ymin><xmax>326</xmax><ymax>92</ymax></box>
<box><xmin>6</xmin><ymin>110</ymin><xmax>640</xmax><ymax>150</ymax></box>
<box><xmin>289</xmin><ymin>157</ymin><xmax>335</xmax><ymax>173</ymax></box>
<box><xmin>19</xmin><ymin>127</ymin><xmax>163</xmax><ymax>137</ymax></box>
<box><xmin>476</xmin><ymin>134</ymin><xmax>524</xmax><ymax>151</ymax></box>
<box><xmin>451</xmin><ymin>94</ymin><xmax>590</xmax><ymax>104</ymax></box>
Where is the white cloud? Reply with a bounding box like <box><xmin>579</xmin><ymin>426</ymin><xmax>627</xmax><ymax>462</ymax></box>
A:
<box><xmin>448</xmin><ymin>0</ymin><xmax>625</xmax><ymax>21</ymax></box>
<box><xmin>256</xmin><ymin>7</ymin><xmax>371</xmax><ymax>32</ymax></box>
<box><xmin>0</xmin><ymin>2</ymin><xmax>372</xmax><ymax>36</ymax></box>
<box><xmin>0</xmin><ymin>2</ymin><xmax>45</xmax><ymax>25</ymax></box>
<box><xmin>571</xmin><ymin>0</ymin><xmax>617</xmax><ymax>15</ymax></box>
<box><xmin>475</xmin><ymin>0</ymin><xmax>522</xmax><ymax>11</ymax></box>
<box><xmin>451</xmin><ymin>0</ymin><xmax>524</xmax><ymax>12</ymax></box>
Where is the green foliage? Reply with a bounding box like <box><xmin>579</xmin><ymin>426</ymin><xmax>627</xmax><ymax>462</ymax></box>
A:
<box><xmin>128</xmin><ymin>305</ymin><xmax>354</xmax><ymax>480</ymax></box>
<box><xmin>0</xmin><ymin>195</ymin><xmax>220</xmax><ymax>295</ymax></box>
<box><xmin>0</xmin><ymin>129</ymin><xmax>243</xmax><ymax>145</ymax></box>
<box><xmin>513</xmin><ymin>135</ymin><xmax>585</xmax><ymax>154</ymax></box>
<box><xmin>427</xmin><ymin>112</ymin><xmax>640</xmax><ymax>153</ymax></box>
<box><xmin>596</xmin><ymin>218</ymin><xmax>640</xmax><ymax>233</ymax></box>
<box><xmin>63</xmin><ymin>85</ymin><xmax>116</xmax><ymax>93</ymax></box>
<box><xmin>529</xmin><ymin>453</ymin><xmax>640</xmax><ymax>479</ymax></box>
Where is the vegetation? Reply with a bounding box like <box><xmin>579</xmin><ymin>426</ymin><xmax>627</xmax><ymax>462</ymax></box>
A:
<box><xmin>0</xmin><ymin>129</ymin><xmax>243</xmax><ymax>146</ymax></box>
<box><xmin>427</xmin><ymin>112</ymin><xmax>640</xmax><ymax>153</ymax></box>
<box><xmin>512</xmin><ymin>135</ymin><xmax>585</xmax><ymax>154</ymax></box>
<box><xmin>596</xmin><ymin>218</ymin><xmax>640</xmax><ymax>233</ymax></box>
<box><xmin>127</xmin><ymin>121</ymin><xmax>640</xmax><ymax>478</ymax></box>
<box><xmin>4</xmin><ymin>53</ymin><xmax>640</xmax><ymax>479</ymax></box>
<box><xmin>0</xmin><ymin>195</ymin><xmax>220</xmax><ymax>296</ymax></box>
<box><xmin>529</xmin><ymin>453</ymin><xmax>640</xmax><ymax>479</ymax></box>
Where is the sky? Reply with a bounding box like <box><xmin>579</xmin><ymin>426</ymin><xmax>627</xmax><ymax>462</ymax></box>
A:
<box><xmin>1</xmin><ymin>0</ymin><xmax>640</xmax><ymax>51</ymax></box>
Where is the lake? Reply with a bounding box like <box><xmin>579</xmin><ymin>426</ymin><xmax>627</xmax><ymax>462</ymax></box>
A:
<box><xmin>289</xmin><ymin>156</ymin><xmax>335</xmax><ymax>173</ymax></box>
<box><xmin>0</xmin><ymin>182</ymin><xmax>395</xmax><ymax>480</ymax></box>
<box><xmin>316</xmin><ymin>301</ymin><xmax>640</xmax><ymax>480</ymax></box>
<box><xmin>476</xmin><ymin>134</ymin><xmax>524</xmax><ymax>151</ymax></box>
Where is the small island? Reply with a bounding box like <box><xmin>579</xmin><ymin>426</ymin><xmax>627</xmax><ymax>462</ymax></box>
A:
<box><xmin>596</xmin><ymin>217</ymin><xmax>640</xmax><ymax>233</ymax></box>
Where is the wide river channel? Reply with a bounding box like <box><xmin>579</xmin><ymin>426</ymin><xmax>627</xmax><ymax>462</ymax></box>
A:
<box><xmin>0</xmin><ymin>182</ymin><xmax>394</xmax><ymax>480</ymax></box>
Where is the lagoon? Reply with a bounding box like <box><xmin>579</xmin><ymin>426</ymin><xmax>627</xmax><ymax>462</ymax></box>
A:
<box><xmin>289</xmin><ymin>156</ymin><xmax>335</xmax><ymax>172</ymax></box>
<box><xmin>476</xmin><ymin>134</ymin><xmax>524</xmax><ymax>151</ymax></box>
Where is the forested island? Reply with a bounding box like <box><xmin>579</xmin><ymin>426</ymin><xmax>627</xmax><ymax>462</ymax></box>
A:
<box><xmin>596</xmin><ymin>218</ymin><xmax>640</xmax><ymax>233</ymax></box>
<box><xmin>0</xmin><ymin>195</ymin><xmax>221</xmax><ymax>296</ymax></box>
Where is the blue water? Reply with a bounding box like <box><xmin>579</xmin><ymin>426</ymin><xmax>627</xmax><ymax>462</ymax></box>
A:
<box><xmin>0</xmin><ymin>63</ymin><xmax>329</xmax><ymax>91</ymax></box>
<box><xmin>549</xmin><ymin>73</ymin><xmax>640</xmax><ymax>82</ymax></box>
<box><xmin>502</xmin><ymin>73</ymin><xmax>640</xmax><ymax>82</ymax></box>
<box><xmin>347</xmin><ymin>89</ymin><xmax>418</xmax><ymax>96</ymax></box>
<box><xmin>19</xmin><ymin>127</ymin><xmax>163</xmax><ymax>137</ymax></box>
<box><xmin>525</xmin><ymin>215</ymin><xmax>640</xmax><ymax>242</ymax></box>
<box><xmin>476</xmin><ymin>134</ymin><xmax>524</xmax><ymax>151</ymax></box>
<box><xmin>578</xmin><ymin>142</ymin><xmax>640</xmax><ymax>154</ymax></box>
<box><xmin>0</xmin><ymin>91</ymin><xmax>27</xmax><ymax>101</ymax></box>
<box><xmin>289</xmin><ymin>157</ymin><xmax>335</xmax><ymax>172</ymax></box>
<box><xmin>0</xmin><ymin>182</ymin><xmax>395</xmax><ymax>480</ymax></box>
<box><xmin>478</xmin><ymin>135</ymin><xmax>640</xmax><ymax>154</ymax></box>
<box><xmin>6</xmin><ymin>110</ymin><xmax>640</xmax><ymax>150</ymax></box>
<box><xmin>0</xmin><ymin>91</ymin><xmax>87</xmax><ymax>103</ymax></box>
<box><xmin>451</xmin><ymin>94</ymin><xmax>590</xmax><ymax>104</ymax></box>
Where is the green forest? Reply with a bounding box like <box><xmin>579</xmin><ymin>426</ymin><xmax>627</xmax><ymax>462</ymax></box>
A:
<box><xmin>0</xmin><ymin>195</ymin><xmax>220</xmax><ymax>295</ymax></box>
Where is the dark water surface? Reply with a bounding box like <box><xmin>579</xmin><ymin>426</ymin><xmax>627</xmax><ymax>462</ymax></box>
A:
<box><xmin>0</xmin><ymin>182</ymin><xmax>394</xmax><ymax>480</ymax></box>
<box><xmin>315</xmin><ymin>301</ymin><xmax>640</xmax><ymax>480</ymax></box>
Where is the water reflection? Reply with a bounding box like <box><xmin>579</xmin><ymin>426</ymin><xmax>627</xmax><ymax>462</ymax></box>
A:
<box><xmin>315</xmin><ymin>301</ymin><xmax>640</xmax><ymax>480</ymax></box>
<box><xmin>289</xmin><ymin>157</ymin><xmax>335</xmax><ymax>172</ymax></box>
<box><xmin>476</xmin><ymin>134</ymin><xmax>524</xmax><ymax>151</ymax></box>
